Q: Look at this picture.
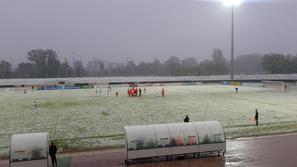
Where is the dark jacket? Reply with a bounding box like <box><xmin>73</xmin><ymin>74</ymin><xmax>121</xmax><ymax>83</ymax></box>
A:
<box><xmin>255</xmin><ymin>111</ymin><xmax>259</xmax><ymax>120</ymax></box>
<box><xmin>184</xmin><ymin>116</ymin><xmax>189</xmax><ymax>122</ymax></box>
<box><xmin>49</xmin><ymin>144</ymin><xmax>57</xmax><ymax>156</ymax></box>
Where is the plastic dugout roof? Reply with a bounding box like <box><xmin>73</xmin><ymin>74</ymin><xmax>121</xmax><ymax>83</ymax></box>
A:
<box><xmin>124</xmin><ymin>121</ymin><xmax>224</xmax><ymax>135</ymax></box>
<box><xmin>124</xmin><ymin>121</ymin><xmax>225</xmax><ymax>149</ymax></box>
<box><xmin>10</xmin><ymin>132</ymin><xmax>48</xmax><ymax>162</ymax></box>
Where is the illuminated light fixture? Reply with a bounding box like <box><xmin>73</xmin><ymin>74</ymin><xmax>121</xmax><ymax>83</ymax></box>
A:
<box><xmin>222</xmin><ymin>0</ymin><xmax>243</xmax><ymax>6</ymax></box>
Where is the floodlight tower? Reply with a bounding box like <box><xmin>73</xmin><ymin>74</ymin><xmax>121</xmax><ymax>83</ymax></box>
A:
<box><xmin>222</xmin><ymin>0</ymin><xmax>242</xmax><ymax>80</ymax></box>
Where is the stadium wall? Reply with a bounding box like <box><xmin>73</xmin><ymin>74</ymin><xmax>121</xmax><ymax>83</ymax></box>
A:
<box><xmin>1</xmin><ymin>74</ymin><xmax>297</xmax><ymax>87</ymax></box>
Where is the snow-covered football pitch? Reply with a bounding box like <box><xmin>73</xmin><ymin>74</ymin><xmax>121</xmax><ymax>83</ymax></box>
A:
<box><xmin>1</xmin><ymin>84</ymin><xmax>297</xmax><ymax>157</ymax></box>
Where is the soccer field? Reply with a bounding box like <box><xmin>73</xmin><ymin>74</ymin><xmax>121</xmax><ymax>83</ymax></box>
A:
<box><xmin>1</xmin><ymin>84</ymin><xmax>297</xmax><ymax>157</ymax></box>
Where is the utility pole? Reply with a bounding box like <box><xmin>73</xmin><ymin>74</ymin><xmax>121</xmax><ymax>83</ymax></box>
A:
<box><xmin>223</xmin><ymin>0</ymin><xmax>241</xmax><ymax>80</ymax></box>
<box><xmin>230</xmin><ymin>4</ymin><xmax>234</xmax><ymax>81</ymax></box>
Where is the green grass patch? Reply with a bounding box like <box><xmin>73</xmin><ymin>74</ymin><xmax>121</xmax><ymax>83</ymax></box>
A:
<box><xmin>57</xmin><ymin>157</ymin><xmax>71</xmax><ymax>167</ymax></box>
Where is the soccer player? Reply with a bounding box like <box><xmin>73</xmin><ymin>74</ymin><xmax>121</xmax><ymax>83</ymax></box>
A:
<box><xmin>255</xmin><ymin>109</ymin><xmax>259</xmax><ymax>126</ymax></box>
<box><xmin>161</xmin><ymin>88</ymin><xmax>165</xmax><ymax>97</ymax></box>
<box><xmin>49</xmin><ymin>142</ymin><xmax>58</xmax><ymax>167</ymax></box>
<box><xmin>154</xmin><ymin>90</ymin><xmax>158</xmax><ymax>102</ymax></box>
<box><xmin>184</xmin><ymin>115</ymin><xmax>190</xmax><ymax>123</ymax></box>
<box><xmin>32</xmin><ymin>101</ymin><xmax>37</xmax><ymax>110</ymax></box>
<box><xmin>139</xmin><ymin>88</ymin><xmax>142</xmax><ymax>96</ymax></box>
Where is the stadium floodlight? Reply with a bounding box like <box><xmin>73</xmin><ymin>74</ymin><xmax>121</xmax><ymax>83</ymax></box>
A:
<box><xmin>222</xmin><ymin>0</ymin><xmax>243</xmax><ymax>6</ymax></box>
<box><xmin>222</xmin><ymin>0</ymin><xmax>242</xmax><ymax>80</ymax></box>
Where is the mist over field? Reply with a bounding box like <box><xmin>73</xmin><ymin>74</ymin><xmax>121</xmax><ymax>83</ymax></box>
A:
<box><xmin>0</xmin><ymin>0</ymin><xmax>297</xmax><ymax>67</ymax></box>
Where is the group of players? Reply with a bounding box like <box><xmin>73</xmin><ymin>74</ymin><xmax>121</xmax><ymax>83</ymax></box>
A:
<box><xmin>127</xmin><ymin>87</ymin><xmax>144</xmax><ymax>96</ymax></box>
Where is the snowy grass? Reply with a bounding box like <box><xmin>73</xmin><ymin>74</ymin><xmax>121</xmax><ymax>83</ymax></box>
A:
<box><xmin>1</xmin><ymin>84</ymin><xmax>297</xmax><ymax>157</ymax></box>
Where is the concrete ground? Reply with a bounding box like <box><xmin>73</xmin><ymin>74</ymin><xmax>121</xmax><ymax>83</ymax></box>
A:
<box><xmin>2</xmin><ymin>133</ymin><xmax>297</xmax><ymax>167</ymax></box>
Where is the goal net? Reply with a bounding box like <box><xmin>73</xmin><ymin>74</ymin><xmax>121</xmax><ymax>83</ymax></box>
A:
<box><xmin>261</xmin><ymin>80</ymin><xmax>286</xmax><ymax>91</ymax></box>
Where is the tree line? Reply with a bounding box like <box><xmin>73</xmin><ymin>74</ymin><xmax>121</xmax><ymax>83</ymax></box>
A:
<box><xmin>0</xmin><ymin>49</ymin><xmax>296</xmax><ymax>78</ymax></box>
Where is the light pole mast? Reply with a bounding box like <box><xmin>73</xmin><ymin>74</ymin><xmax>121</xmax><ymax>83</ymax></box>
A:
<box><xmin>223</xmin><ymin>0</ymin><xmax>241</xmax><ymax>80</ymax></box>
<box><xmin>231</xmin><ymin>4</ymin><xmax>234</xmax><ymax>80</ymax></box>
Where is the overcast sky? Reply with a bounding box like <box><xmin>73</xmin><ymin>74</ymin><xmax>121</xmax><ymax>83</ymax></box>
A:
<box><xmin>0</xmin><ymin>0</ymin><xmax>297</xmax><ymax>66</ymax></box>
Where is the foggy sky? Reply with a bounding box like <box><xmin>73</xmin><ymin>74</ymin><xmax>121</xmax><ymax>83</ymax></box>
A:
<box><xmin>0</xmin><ymin>0</ymin><xmax>297</xmax><ymax>67</ymax></box>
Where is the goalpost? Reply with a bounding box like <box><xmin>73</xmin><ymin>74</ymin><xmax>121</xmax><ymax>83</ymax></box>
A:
<box><xmin>261</xmin><ymin>80</ymin><xmax>286</xmax><ymax>91</ymax></box>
